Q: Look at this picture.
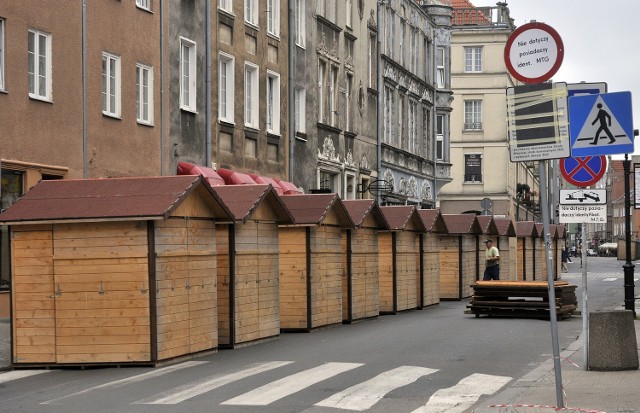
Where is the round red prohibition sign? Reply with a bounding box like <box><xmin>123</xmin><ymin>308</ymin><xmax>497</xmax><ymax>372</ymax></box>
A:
<box><xmin>560</xmin><ymin>156</ymin><xmax>607</xmax><ymax>187</ymax></box>
<box><xmin>504</xmin><ymin>22</ymin><xmax>564</xmax><ymax>84</ymax></box>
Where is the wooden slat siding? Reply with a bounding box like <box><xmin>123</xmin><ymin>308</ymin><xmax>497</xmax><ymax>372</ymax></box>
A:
<box><xmin>11</xmin><ymin>226</ymin><xmax>56</xmax><ymax>363</ymax></box>
<box><xmin>496</xmin><ymin>236</ymin><xmax>512</xmax><ymax>281</ymax></box>
<box><xmin>378</xmin><ymin>232</ymin><xmax>394</xmax><ymax>313</ymax></box>
<box><xmin>394</xmin><ymin>231</ymin><xmax>419</xmax><ymax>311</ymax></box>
<box><xmin>341</xmin><ymin>231</ymin><xmax>350</xmax><ymax>322</ymax></box>
<box><xmin>309</xmin><ymin>226</ymin><xmax>343</xmax><ymax>328</ymax></box>
<box><xmin>438</xmin><ymin>236</ymin><xmax>460</xmax><ymax>299</ymax></box>
<box><xmin>52</xmin><ymin>222</ymin><xmax>151</xmax><ymax>363</ymax></box>
<box><xmin>349</xmin><ymin>227</ymin><xmax>379</xmax><ymax>320</ymax></box>
<box><xmin>517</xmin><ymin>238</ymin><xmax>535</xmax><ymax>282</ymax></box>
<box><xmin>257</xmin><ymin>222</ymin><xmax>280</xmax><ymax>339</ymax></box>
<box><xmin>278</xmin><ymin>227</ymin><xmax>308</xmax><ymax>330</ymax></box>
<box><xmin>216</xmin><ymin>225</ymin><xmax>231</xmax><ymax>346</ymax></box>
<box><xmin>536</xmin><ymin>237</ymin><xmax>548</xmax><ymax>281</ymax></box>
<box><xmin>460</xmin><ymin>236</ymin><xmax>476</xmax><ymax>299</ymax></box>
<box><xmin>423</xmin><ymin>233</ymin><xmax>440</xmax><ymax>307</ymax></box>
<box><xmin>171</xmin><ymin>185</ymin><xmax>220</xmax><ymax>219</ymax></box>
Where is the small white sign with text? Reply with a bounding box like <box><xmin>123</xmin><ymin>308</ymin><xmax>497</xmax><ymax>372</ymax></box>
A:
<box><xmin>558</xmin><ymin>204</ymin><xmax>607</xmax><ymax>223</ymax></box>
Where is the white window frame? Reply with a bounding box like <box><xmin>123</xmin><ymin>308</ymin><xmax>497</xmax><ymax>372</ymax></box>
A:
<box><xmin>319</xmin><ymin>168</ymin><xmax>340</xmax><ymax>193</ymax></box>
<box><xmin>218</xmin><ymin>52</ymin><xmax>235</xmax><ymax>124</ymax></box>
<box><xmin>317</xmin><ymin>0</ymin><xmax>337</xmax><ymax>23</ymax></box>
<box><xmin>294</xmin><ymin>0</ymin><xmax>305</xmax><ymax>48</ymax></box>
<box><xmin>318</xmin><ymin>59</ymin><xmax>326</xmax><ymax>123</ymax></box>
<box><xmin>245</xmin><ymin>0</ymin><xmax>258</xmax><ymax>26</ymax></box>
<box><xmin>180</xmin><ymin>37</ymin><xmax>197</xmax><ymax>112</ymax></box>
<box><xmin>410</xmin><ymin>29</ymin><xmax>418</xmax><ymax>74</ymax></box>
<box><xmin>136</xmin><ymin>0</ymin><xmax>151</xmax><ymax>11</ymax></box>
<box><xmin>219</xmin><ymin>0</ymin><xmax>233</xmax><ymax>13</ymax></box>
<box><xmin>0</xmin><ymin>19</ymin><xmax>4</xmax><ymax>91</ymax></box>
<box><xmin>464</xmin><ymin>46</ymin><xmax>482</xmax><ymax>73</ymax></box>
<box><xmin>266</xmin><ymin>71</ymin><xmax>281</xmax><ymax>135</ymax></box>
<box><xmin>386</xmin><ymin>10</ymin><xmax>395</xmax><ymax>59</ymax></box>
<box><xmin>329</xmin><ymin>65</ymin><xmax>338</xmax><ymax>127</ymax></box>
<box><xmin>102</xmin><ymin>52</ymin><xmax>121</xmax><ymax>117</ymax></box>
<box><xmin>267</xmin><ymin>0</ymin><xmax>280</xmax><ymax>36</ymax></box>
<box><xmin>136</xmin><ymin>63</ymin><xmax>153</xmax><ymax>125</ymax></box>
<box><xmin>346</xmin><ymin>0</ymin><xmax>353</xmax><ymax>28</ymax></box>
<box><xmin>436</xmin><ymin>114</ymin><xmax>444</xmax><ymax>161</ymax></box>
<box><xmin>294</xmin><ymin>87</ymin><xmax>306</xmax><ymax>135</ymax></box>
<box><xmin>464</xmin><ymin>99</ymin><xmax>482</xmax><ymax>131</ymax></box>
<box><xmin>436</xmin><ymin>47</ymin><xmax>445</xmax><ymax>89</ymax></box>
<box><xmin>28</xmin><ymin>29</ymin><xmax>52</xmax><ymax>101</ymax></box>
<box><xmin>244</xmin><ymin>62</ymin><xmax>259</xmax><ymax>128</ymax></box>
<box><xmin>345</xmin><ymin>73</ymin><xmax>353</xmax><ymax>132</ymax></box>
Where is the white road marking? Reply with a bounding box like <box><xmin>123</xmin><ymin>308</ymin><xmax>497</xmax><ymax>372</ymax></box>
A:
<box><xmin>134</xmin><ymin>361</ymin><xmax>293</xmax><ymax>405</ymax></box>
<box><xmin>411</xmin><ymin>373</ymin><xmax>512</xmax><ymax>413</ymax></box>
<box><xmin>603</xmin><ymin>277</ymin><xmax>618</xmax><ymax>282</ymax></box>
<box><xmin>42</xmin><ymin>361</ymin><xmax>207</xmax><ymax>405</ymax></box>
<box><xmin>315</xmin><ymin>366</ymin><xmax>438</xmax><ymax>411</ymax></box>
<box><xmin>221</xmin><ymin>362</ymin><xmax>363</xmax><ymax>406</ymax></box>
<box><xmin>0</xmin><ymin>370</ymin><xmax>50</xmax><ymax>384</ymax></box>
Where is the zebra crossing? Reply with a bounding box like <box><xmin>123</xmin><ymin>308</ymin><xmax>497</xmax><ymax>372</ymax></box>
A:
<box><xmin>0</xmin><ymin>360</ymin><xmax>513</xmax><ymax>412</ymax></box>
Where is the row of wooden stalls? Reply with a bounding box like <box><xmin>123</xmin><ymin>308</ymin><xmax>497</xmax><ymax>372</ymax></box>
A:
<box><xmin>0</xmin><ymin>175</ymin><xmax>567</xmax><ymax>367</ymax></box>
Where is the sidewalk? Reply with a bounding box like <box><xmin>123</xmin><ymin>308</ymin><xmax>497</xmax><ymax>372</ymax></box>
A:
<box><xmin>0</xmin><ymin>318</ymin><xmax>9</xmax><ymax>370</ymax></box>
<box><xmin>474</xmin><ymin>320</ymin><xmax>640</xmax><ymax>413</ymax></box>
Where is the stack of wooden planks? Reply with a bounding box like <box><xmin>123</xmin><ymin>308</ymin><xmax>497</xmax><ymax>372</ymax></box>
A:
<box><xmin>466</xmin><ymin>280</ymin><xmax>577</xmax><ymax>319</ymax></box>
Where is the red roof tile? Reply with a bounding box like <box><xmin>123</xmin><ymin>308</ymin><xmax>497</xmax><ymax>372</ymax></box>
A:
<box><xmin>0</xmin><ymin>176</ymin><xmax>233</xmax><ymax>224</ymax></box>
<box><xmin>516</xmin><ymin>221</ymin><xmax>537</xmax><ymax>238</ymax></box>
<box><xmin>211</xmin><ymin>185</ymin><xmax>293</xmax><ymax>224</ymax></box>
<box><xmin>475</xmin><ymin>216</ymin><xmax>499</xmax><ymax>235</ymax></box>
<box><xmin>452</xmin><ymin>0</ymin><xmax>492</xmax><ymax>25</ymax></box>
<box><xmin>280</xmin><ymin>194</ymin><xmax>353</xmax><ymax>227</ymax></box>
<box><xmin>494</xmin><ymin>218</ymin><xmax>517</xmax><ymax>237</ymax></box>
<box><xmin>380</xmin><ymin>206</ymin><xmax>426</xmax><ymax>232</ymax></box>
<box><xmin>441</xmin><ymin>214</ymin><xmax>482</xmax><ymax>234</ymax></box>
<box><xmin>342</xmin><ymin>200</ymin><xmax>389</xmax><ymax>229</ymax></box>
<box><xmin>417</xmin><ymin>209</ymin><xmax>448</xmax><ymax>233</ymax></box>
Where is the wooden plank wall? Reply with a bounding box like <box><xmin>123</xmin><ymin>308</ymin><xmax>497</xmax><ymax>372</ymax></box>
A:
<box><xmin>438</xmin><ymin>236</ymin><xmax>459</xmax><ymax>299</ymax></box>
<box><xmin>216</xmin><ymin>226</ymin><xmax>231</xmax><ymax>346</ymax></box>
<box><xmin>347</xmin><ymin>228</ymin><xmax>380</xmax><ymax>321</ymax></box>
<box><xmin>497</xmin><ymin>236</ymin><xmax>512</xmax><ymax>281</ymax></box>
<box><xmin>378</xmin><ymin>232</ymin><xmax>393</xmax><ymax>313</ymax></box>
<box><xmin>517</xmin><ymin>238</ymin><xmax>535</xmax><ymax>281</ymax></box>
<box><xmin>536</xmin><ymin>237</ymin><xmax>548</xmax><ymax>281</ymax></box>
<box><xmin>11</xmin><ymin>226</ymin><xmax>56</xmax><ymax>363</ymax></box>
<box><xmin>422</xmin><ymin>234</ymin><xmax>440</xmax><ymax>307</ymax></box>
<box><xmin>395</xmin><ymin>231</ymin><xmax>419</xmax><ymax>311</ymax></box>
<box><xmin>278</xmin><ymin>227</ymin><xmax>307</xmax><ymax>330</ymax></box>
<box><xmin>460</xmin><ymin>236</ymin><xmax>476</xmax><ymax>299</ymax></box>
<box><xmin>309</xmin><ymin>226</ymin><xmax>343</xmax><ymax>328</ymax></box>
<box><xmin>155</xmin><ymin>218</ymin><xmax>217</xmax><ymax>361</ymax></box>
<box><xmin>52</xmin><ymin>221</ymin><xmax>150</xmax><ymax>363</ymax></box>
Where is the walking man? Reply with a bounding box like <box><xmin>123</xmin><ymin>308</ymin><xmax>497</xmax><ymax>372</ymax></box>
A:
<box><xmin>483</xmin><ymin>239</ymin><xmax>500</xmax><ymax>280</ymax></box>
<box><xmin>590</xmin><ymin>103</ymin><xmax>616</xmax><ymax>145</ymax></box>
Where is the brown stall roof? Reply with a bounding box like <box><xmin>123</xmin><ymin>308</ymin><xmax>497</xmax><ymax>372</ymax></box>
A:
<box><xmin>441</xmin><ymin>214</ymin><xmax>482</xmax><ymax>235</ymax></box>
<box><xmin>535</xmin><ymin>223</ymin><xmax>549</xmax><ymax>238</ymax></box>
<box><xmin>475</xmin><ymin>215</ymin><xmax>499</xmax><ymax>236</ymax></box>
<box><xmin>380</xmin><ymin>206</ymin><xmax>426</xmax><ymax>232</ymax></box>
<box><xmin>280</xmin><ymin>194</ymin><xmax>354</xmax><ymax>227</ymax></box>
<box><xmin>515</xmin><ymin>221</ymin><xmax>538</xmax><ymax>238</ymax></box>
<box><xmin>417</xmin><ymin>209</ymin><xmax>448</xmax><ymax>233</ymax></box>
<box><xmin>342</xmin><ymin>199</ymin><xmax>389</xmax><ymax>229</ymax></box>
<box><xmin>494</xmin><ymin>218</ymin><xmax>517</xmax><ymax>237</ymax></box>
<box><xmin>556</xmin><ymin>225</ymin><xmax>567</xmax><ymax>239</ymax></box>
<box><xmin>0</xmin><ymin>175</ymin><xmax>234</xmax><ymax>225</ymax></box>
<box><xmin>211</xmin><ymin>184</ymin><xmax>293</xmax><ymax>224</ymax></box>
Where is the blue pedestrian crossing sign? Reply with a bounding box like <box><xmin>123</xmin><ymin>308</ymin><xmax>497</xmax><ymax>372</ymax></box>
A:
<box><xmin>569</xmin><ymin>91</ymin><xmax>634</xmax><ymax>156</ymax></box>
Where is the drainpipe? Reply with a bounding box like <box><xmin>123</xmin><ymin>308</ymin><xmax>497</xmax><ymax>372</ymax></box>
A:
<box><xmin>205</xmin><ymin>0</ymin><xmax>212</xmax><ymax>167</ymax></box>
<box><xmin>288</xmin><ymin>0</ymin><xmax>295</xmax><ymax>180</ymax></box>
<box><xmin>376</xmin><ymin>1</ymin><xmax>383</xmax><ymax>204</ymax></box>
<box><xmin>160</xmin><ymin>0</ymin><xmax>166</xmax><ymax>175</ymax></box>
<box><xmin>82</xmin><ymin>0</ymin><xmax>87</xmax><ymax>178</ymax></box>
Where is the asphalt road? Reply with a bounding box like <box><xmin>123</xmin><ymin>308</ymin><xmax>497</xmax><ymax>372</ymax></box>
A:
<box><xmin>0</xmin><ymin>256</ymin><xmax>633</xmax><ymax>413</ymax></box>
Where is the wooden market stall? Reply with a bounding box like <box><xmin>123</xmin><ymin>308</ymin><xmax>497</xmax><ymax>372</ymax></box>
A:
<box><xmin>378</xmin><ymin>206</ymin><xmax>426</xmax><ymax>314</ymax></box>
<box><xmin>278</xmin><ymin>194</ymin><xmax>354</xmax><ymax>331</ymax></box>
<box><xmin>516</xmin><ymin>221</ymin><xmax>538</xmax><ymax>281</ymax></box>
<box><xmin>494</xmin><ymin>218</ymin><xmax>517</xmax><ymax>280</ymax></box>
<box><xmin>417</xmin><ymin>209</ymin><xmax>447</xmax><ymax>307</ymax></box>
<box><xmin>555</xmin><ymin>225</ymin><xmax>567</xmax><ymax>276</ymax></box>
<box><xmin>0</xmin><ymin>176</ymin><xmax>233</xmax><ymax>366</ymax></box>
<box><xmin>535</xmin><ymin>223</ymin><xmax>549</xmax><ymax>280</ymax></box>
<box><xmin>439</xmin><ymin>215</ymin><xmax>483</xmax><ymax>300</ymax></box>
<box><xmin>341</xmin><ymin>200</ymin><xmax>389</xmax><ymax>323</ymax></box>
<box><xmin>212</xmin><ymin>185</ymin><xmax>293</xmax><ymax>348</ymax></box>
<box><xmin>476</xmin><ymin>216</ymin><xmax>500</xmax><ymax>280</ymax></box>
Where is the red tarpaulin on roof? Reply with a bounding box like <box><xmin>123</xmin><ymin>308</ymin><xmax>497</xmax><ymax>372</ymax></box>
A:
<box><xmin>216</xmin><ymin>168</ymin><xmax>258</xmax><ymax>185</ymax></box>
<box><xmin>177</xmin><ymin>162</ymin><xmax>225</xmax><ymax>187</ymax></box>
<box><xmin>275</xmin><ymin>179</ymin><xmax>303</xmax><ymax>195</ymax></box>
<box><xmin>247</xmin><ymin>173</ymin><xmax>284</xmax><ymax>195</ymax></box>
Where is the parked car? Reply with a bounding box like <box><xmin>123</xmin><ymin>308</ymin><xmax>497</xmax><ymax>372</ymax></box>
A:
<box><xmin>587</xmin><ymin>249</ymin><xmax>598</xmax><ymax>257</ymax></box>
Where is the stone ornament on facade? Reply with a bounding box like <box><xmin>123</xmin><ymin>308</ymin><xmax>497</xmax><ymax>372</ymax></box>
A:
<box><xmin>360</xmin><ymin>154</ymin><xmax>369</xmax><ymax>171</ymax></box>
<box><xmin>407</xmin><ymin>176</ymin><xmax>418</xmax><ymax>199</ymax></box>
<box><xmin>318</xmin><ymin>137</ymin><xmax>341</xmax><ymax>163</ymax></box>
<box><xmin>367</xmin><ymin>8</ymin><xmax>376</xmax><ymax>29</ymax></box>
<box><xmin>345</xmin><ymin>149</ymin><xmax>356</xmax><ymax>168</ymax></box>
<box><xmin>435</xmin><ymin>27</ymin><xmax>451</xmax><ymax>45</ymax></box>
<box><xmin>421</xmin><ymin>181</ymin><xmax>433</xmax><ymax>201</ymax></box>
<box><xmin>383</xmin><ymin>169</ymin><xmax>395</xmax><ymax>192</ymax></box>
<box><xmin>398</xmin><ymin>177</ymin><xmax>407</xmax><ymax>195</ymax></box>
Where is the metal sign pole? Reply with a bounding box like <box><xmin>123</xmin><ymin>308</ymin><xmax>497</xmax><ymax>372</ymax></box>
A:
<box><xmin>539</xmin><ymin>161</ymin><xmax>565</xmax><ymax>408</ymax></box>
<box><xmin>581</xmin><ymin>222</ymin><xmax>589</xmax><ymax>370</ymax></box>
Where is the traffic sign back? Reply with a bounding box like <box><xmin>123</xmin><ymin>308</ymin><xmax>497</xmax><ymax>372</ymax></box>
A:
<box><xmin>560</xmin><ymin>155</ymin><xmax>606</xmax><ymax>187</ymax></box>
<box><xmin>569</xmin><ymin>91</ymin><xmax>634</xmax><ymax>156</ymax></box>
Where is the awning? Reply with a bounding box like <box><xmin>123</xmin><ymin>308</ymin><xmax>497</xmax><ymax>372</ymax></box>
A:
<box><xmin>275</xmin><ymin>179</ymin><xmax>304</xmax><ymax>195</ymax></box>
<box><xmin>248</xmin><ymin>173</ymin><xmax>284</xmax><ymax>195</ymax></box>
<box><xmin>216</xmin><ymin>168</ymin><xmax>258</xmax><ymax>185</ymax></box>
<box><xmin>177</xmin><ymin>162</ymin><xmax>225</xmax><ymax>187</ymax></box>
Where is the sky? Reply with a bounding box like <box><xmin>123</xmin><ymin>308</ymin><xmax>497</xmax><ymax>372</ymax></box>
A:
<box><xmin>470</xmin><ymin>0</ymin><xmax>640</xmax><ymax>157</ymax></box>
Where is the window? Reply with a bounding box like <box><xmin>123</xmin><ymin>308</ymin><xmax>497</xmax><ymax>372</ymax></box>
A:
<box><xmin>317</xmin><ymin>0</ymin><xmax>337</xmax><ymax>23</ymax></box>
<box><xmin>0</xmin><ymin>19</ymin><xmax>4</xmax><ymax>90</ymax></box>
<box><xmin>345</xmin><ymin>38</ymin><xmax>354</xmax><ymax>62</ymax></box>
<box><xmin>409</xmin><ymin>99</ymin><xmax>418</xmax><ymax>154</ymax></box>
<box><xmin>136</xmin><ymin>63</ymin><xmax>153</xmax><ymax>124</ymax></box>
<box><xmin>400</xmin><ymin>20</ymin><xmax>405</xmax><ymax>66</ymax></box>
<box><xmin>345</xmin><ymin>73</ymin><xmax>353</xmax><ymax>132</ymax></box>
<box><xmin>294</xmin><ymin>88</ymin><xmax>306</xmax><ymax>134</ymax></box>
<box><xmin>464</xmin><ymin>154</ymin><xmax>482</xmax><ymax>183</ymax></box>
<box><xmin>423</xmin><ymin>106</ymin><xmax>430</xmax><ymax>159</ymax></box>
<box><xmin>294</xmin><ymin>0</ymin><xmax>305</xmax><ymax>47</ymax></box>
<box><xmin>245</xmin><ymin>0</ymin><xmax>258</xmax><ymax>26</ymax></box>
<box><xmin>244</xmin><ymin>63</ymin><xmax>258</xmax><ymax>128</ymax></box>
<box><xmin>345</xmin><ymin>174</ymin><xmax>356</xmax><ymax>200</ymax></box>
<box><xmin>136</xmin><ymin>0</ymin><xmax>151</xmax><ymax>11</ymax></box>
<box><xmin>346</xmin><ymin>0</ymin><xmax>352</xmax><ymax>28</ymax></box>
<box><xmin>28</xmin><ymin>29</ymin><xmax>52</xmax><ymax>100</ymax></box>
<box><xmin>267</xmin><ymin>0</ymin><xmax>279</xmax><ymax>36</ymax></box>
<box><xmin>436</xmin><ymin>115</ymin><xmax>444</xmax><ymax>161</ymax></box>
<box><xmin>410</xmin><ymin>29</ymin><xmax>418</xmax><ymax>74</ymax></box>
<box><xmin>267</xmin><ymin>143</ymin><xmax>279</xmax><ymax>162</ymax></box>
<box><xmin>383</xmin><ymin>86</ymin><xmax>394</xmax><ymax>144</ymax></box>
<box><xmin>436</xmin><ymin>47</ymin><xmax>445</xmax><ymax>89</ymax></box>
<box><xmin>397</xmin><ymin>95</ymin><xmax>404</xmax><ymax>149</ymax></box>
<box><xmin>266</xmin><ymin>71</ymin><xmax>280</xmax><ymax>134</ymax></box>
<box><xmin>329</xmin><ymin>66</ymin><xmax>338</xmax><ymax>127</ymax></box>
<box><xmin>102</xmin><ymin>52</ymin><xmax>121</xmax><ymax>116</ymax></box>
<box><xmin>386</xmin><ymin>11</ymin><xmax>395</xmax><ymax>58</ymax></box>
<box><xmin>219</xmin><ymin>0</ymin><xmax>233</xmax><ymax>13</ymax></box>
<box><xmin>318</xmin><ymin>60</ymin><xmax>326</xmax><ymax>122</ymax></box>
<box><xmin>464</xmin><ymin>46</ymin><xmax>482</xmax><ymax>72</ymax></box>
<box><xmin>180</xmin><ymin>38</ymin><xmax>197</xmax><ymax>111</ymax></box>
<box><xmin>245</xmin><ymin>137</ymin><xmax>257</xmax><ymax>157</ymax></box>
<box><xmin>368</xmin><ymin>35</ymin><xmax>375</xmax><ymax>88</ymax></box>
<box><xmin>1</xmin><ymin>170</ymin><xmax>23</xmax><ymax>210</ymax></box>
<box><xmin>218</xmin><ymin>53</ymin><xmax>234</xmax><ymax>123</ymax></box>
<box><xmin>319</xmin><ymin>170</ymin><xmax>339</xmax><ymax>193</ymax></box>
<box><xmin>464</xmin><ymin>100</ymin><xmax>482</xmax><ymax>130</ymax></box>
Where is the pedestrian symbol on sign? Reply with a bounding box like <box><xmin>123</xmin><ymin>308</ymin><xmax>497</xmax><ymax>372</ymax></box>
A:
<box><xmin>590</xmin><ymin>103</ymin><xmax>616</xmax><ymax>145</ymax></box>
<box><xmin>571</xmin><ymin>95</ymin><xmax>633</xmax><ymax>150</ymax></box>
